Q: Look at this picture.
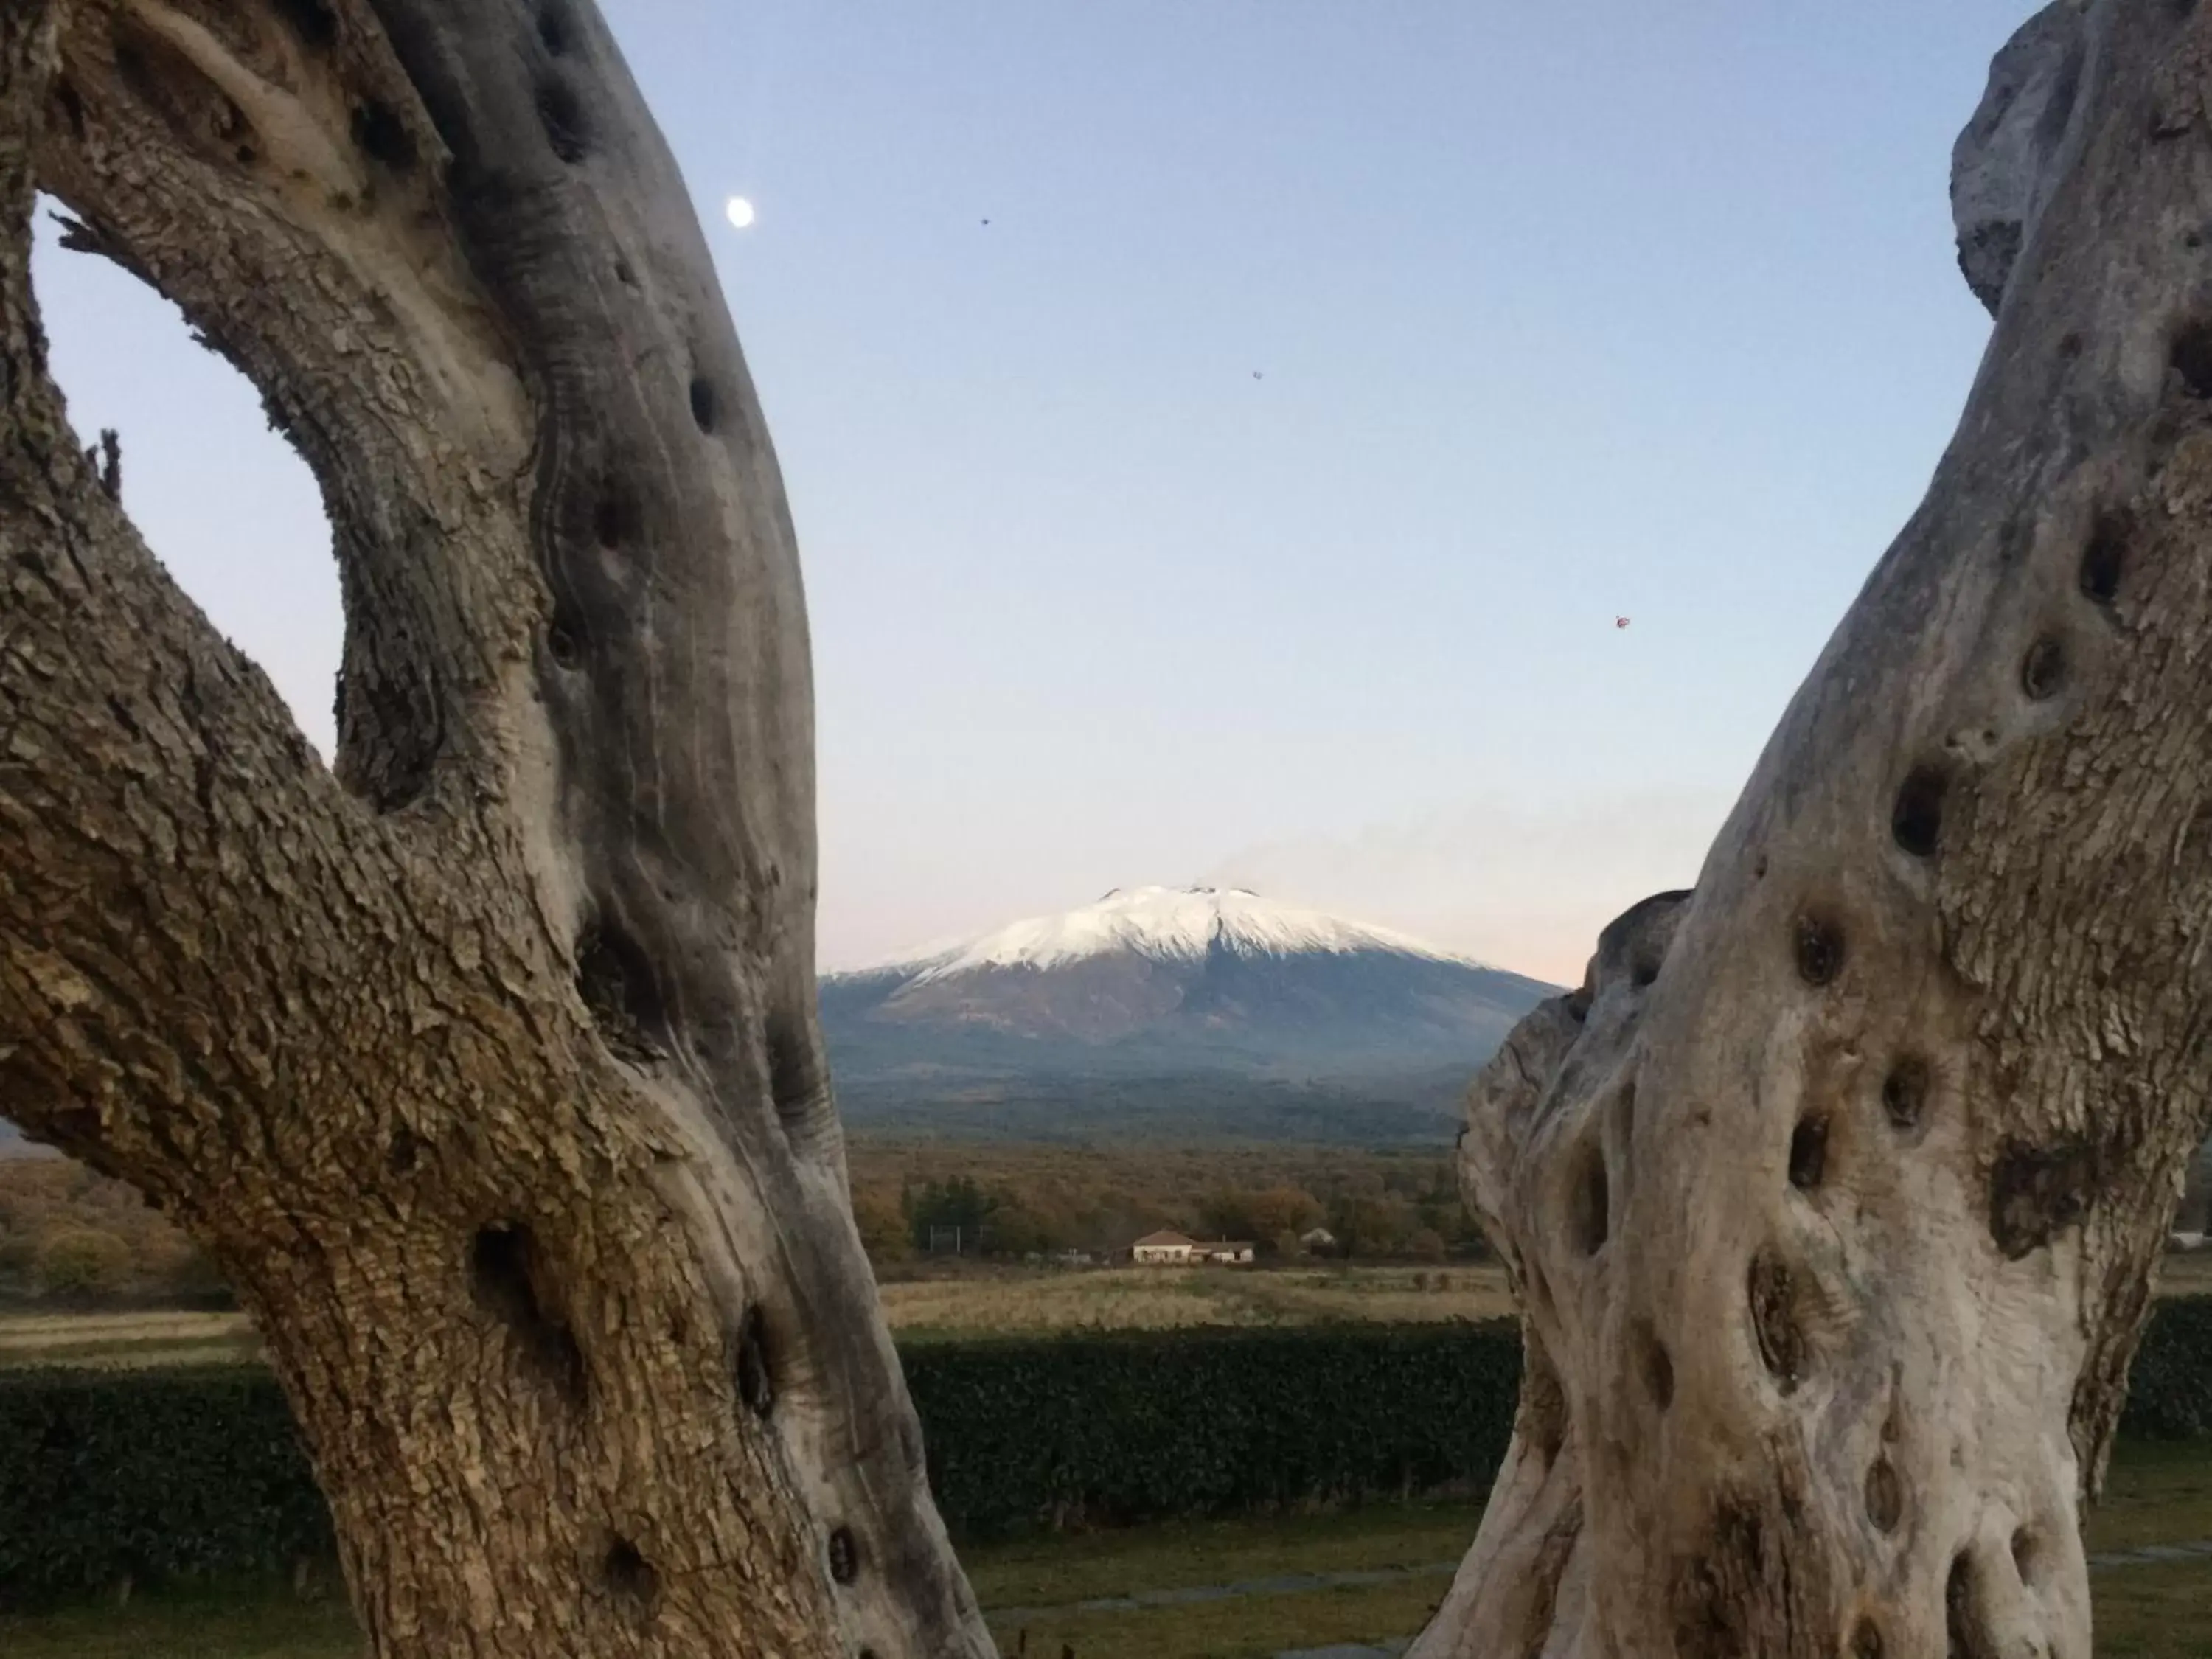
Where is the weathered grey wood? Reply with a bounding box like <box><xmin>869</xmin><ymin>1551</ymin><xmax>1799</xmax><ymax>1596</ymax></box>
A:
<box><xmin>0</xmin><ymin>1</ymin><xmax>986</xmax><ymax>1654</ymax></box>
<box><xmin>1420</xmin><ymin>4</ymin><xmax>2212</xmax><ymax>1653</ymax></box>
<box><xmin>11</xmin><ymin>1</ymin><xmax>2212</xmax><ymax>1655</ymax></box>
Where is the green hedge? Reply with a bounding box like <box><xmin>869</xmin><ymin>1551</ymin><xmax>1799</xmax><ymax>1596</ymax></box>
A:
<box><xmin>0</xmin><ymin>1365</ymin><xmax>334</xmax><ymax>1604</ymax></box>
<box><xmin>5</xmin><ymin>1301</ymin><xmax>2211</xmax><ymax>1604</ymax></box>
<box><xmin>908</xmin><ymin>1324</ymin><xmax>1521</xmax><ymax>1536</ymax></box>
<box><xmin>2119</xmin><ymin>1295</ymin><xmax>2212</xmax><ymax>1439</ymax></box>
<box><xmin>0</xmin><ymin>1322</ymin><xmax>1519</xmax><ymax>1603</ymax></box>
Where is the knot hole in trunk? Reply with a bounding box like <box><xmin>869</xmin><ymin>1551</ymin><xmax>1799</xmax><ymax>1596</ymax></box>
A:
<box><xmin>470</xmin><ymin>1223</ymin><xmax>586</xmax><ymax>1406</ymax></box>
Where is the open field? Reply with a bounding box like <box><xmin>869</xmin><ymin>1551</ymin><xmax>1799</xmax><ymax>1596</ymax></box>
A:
<box><xmin>10</xmin><ymin>1444</ymin><xmax>2212</xmax><ymax>1658</ymax></box>
<box><xmin>2152</xmin><ymin>1248</ymin><xmax>2212</xmax><ymax>1298</ymax></box>
<box><xmin>0</xmin><ymin>1266</ymin><xmax>1519</xmax><ymax>1369</ymax></box>
<box><xmin>0</xmin><ymin>1307</ymin><xmax>262</xmax><ymax>1371</ymax></box>
<box><xmin>19</xmin><ymin>1252</ymin><xmax>2212</xmax><ymax>1366</ymax></box>
<box><xmin>881</xmin><ymin>1264</ymin><xmax>1517</xmax><ymax>1343</ymax></box>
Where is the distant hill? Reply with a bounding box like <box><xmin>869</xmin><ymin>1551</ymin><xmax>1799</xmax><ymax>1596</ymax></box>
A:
<box><xmin>821</xmin><ymin>885</ymin><xmax>1561</xmax><ymax>1142</ymax></box>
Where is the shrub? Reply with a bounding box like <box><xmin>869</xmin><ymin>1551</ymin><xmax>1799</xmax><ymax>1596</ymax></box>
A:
<box><xmin>33</xmin><ymin>1229</ymin><xmax>131</xmax><ymax>1298</ymax></box>
<box><xmin>0</xmin><ymin>1367</ymin><xmax>332</xmax><ymax>1605</ymax></box>
<box><xmin>2120</xmin><ymin>1295</ymin><xmax>2212</xmax><ymax>1439</ymax></box>
<box><xmin>905</xmin><ymin>1324</ymin><xmax>1520</xmax><ymax>1537</ymax></box>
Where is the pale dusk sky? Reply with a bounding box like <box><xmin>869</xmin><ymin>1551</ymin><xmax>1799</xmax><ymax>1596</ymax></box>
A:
<box><xmin>30</xmin><ymin>2</ymin><xmax>2030</xmax><ymax>984</ymax></box>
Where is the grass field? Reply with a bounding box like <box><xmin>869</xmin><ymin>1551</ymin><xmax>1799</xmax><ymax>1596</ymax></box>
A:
<box><xmin>0</xmin><ymin>1307</ymin><xmax>262</xmax><ymax>1371</ymax></box>
<box><xmin>15</xmin><ymin>1252</ymin><xmax>2212</xmax><ymax>1366</ymax></box>
<box><xmin>883</xmin><ymin>1263</ymin><xmax>1517</xmax><ymax>1343</ymax></box>
<box><xmin>0</xmin><ymin>1266</ymin><xmax>1519</xmax><ymax>1369</ymax></box>
<box><xmin>10</xmin><ymin>1446</ymin><xmax>2212</xmax><ymax>1658</ymax></box>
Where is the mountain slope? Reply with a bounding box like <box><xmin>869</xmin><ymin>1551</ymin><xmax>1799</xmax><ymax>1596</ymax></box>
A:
<box><xmin>821</xmin><ymin>886</ymin><xmax>1560</xmax><ymax>1139</ymax></box>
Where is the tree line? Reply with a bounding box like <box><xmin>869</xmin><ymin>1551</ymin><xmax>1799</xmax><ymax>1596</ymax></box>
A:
<box><xmin>0</xmin><ymin>1157</ymin><xmax>228</xmax><ymax>1303</ymax></box>
<box><xmin>0</xmin><ymin>1137</ymin><xmax>1487</xmax><ymax>1304</ymax></box>
<box><xmin>844</xmin><ymin>1139</ymin><xmax>1486</xmax><ymax>1267</ymax></box>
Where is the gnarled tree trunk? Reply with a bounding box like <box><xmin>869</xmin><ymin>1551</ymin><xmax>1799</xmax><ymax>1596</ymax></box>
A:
<box><xmin>0</xmin><ymin>1</ymin><xmax>987</xmax><ymax>1654</ymax></box>
<box><xmin>1420</xmin><ymin>3</ymin><xmax>2212</xmax><ymax>1654</ymax></box>
<box><xmin>8</xmin><ymin>0</ymin><xmax>2212</xmax><ymax>1656</ymax></box>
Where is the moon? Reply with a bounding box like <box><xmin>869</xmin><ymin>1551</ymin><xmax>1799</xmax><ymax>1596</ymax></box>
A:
<box><xmin>724</xmin><ymin>196</ymin><xmax>757</xmax><ymax>230</ymax></box>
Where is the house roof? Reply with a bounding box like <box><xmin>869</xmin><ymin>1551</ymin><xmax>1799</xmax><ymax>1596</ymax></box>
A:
<box><xmin>1192</xmin><ymin>1241</ymin><xmax>1254</xmax><ymax>1251</ymax></box>
<box><xmin>1133</xmin><ymin>1230</ymin><xmax>1195</xmax><ymax>1248</ymax></box>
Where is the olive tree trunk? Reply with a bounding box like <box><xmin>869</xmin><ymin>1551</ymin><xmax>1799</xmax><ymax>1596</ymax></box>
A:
<box><xmin>0</xmin><ymin>1</ymin><xmax>989</xmax><ymax>1655</ymax></box>
<box><xmin>1417</xmin><ymin>3</ymin><xmax>2212</xmax><ymax>1655</ymax></box>
<box><xmin>10</xmin><ymin>0</ymin><xmax>2212</xmax><ymax>1656</ymax></box>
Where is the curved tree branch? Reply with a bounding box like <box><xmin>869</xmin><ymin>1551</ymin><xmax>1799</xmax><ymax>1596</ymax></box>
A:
<box><xmin>1</xmin><ymin>1</ymin><xmax>985</xmax><ymax>1653</ymax></box>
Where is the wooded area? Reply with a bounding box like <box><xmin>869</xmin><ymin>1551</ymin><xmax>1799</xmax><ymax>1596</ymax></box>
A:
<box><xmin>0</xmin><ymin>1141</ymin><xmax>1486</xmax><ymax>1304</ymax></box>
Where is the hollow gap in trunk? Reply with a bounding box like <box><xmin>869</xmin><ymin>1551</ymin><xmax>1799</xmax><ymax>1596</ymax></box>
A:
<box><xmin>1865</xmin><ymin>1457</ymin><xmax>1902</xmax><ymax>1533</ymax></box>
<box><xmin>349</xmin><ymin>102</ymin><xmax>416</xmax><ymax>173</ymax></box>
<box><xmin>1882</xmin><ymin>1057</ymin><xmax>1931</xmax><ymax>1135</ymax></box>
<box><xmin>689</xmin><ymin>376</ymin><xmax>719</xmax><ymax>434</ymax></box>
<box><xmin>2171</xmin><ymin>318</ymin><xmax>2212</xmax><ymax>399</ymax></box>
<box><xmin>1747</xmin><ymin>1251</ymin><xmax>1805</xmax><ymax>1391</ymax></box>
<box><xmin>1789</xmin><ymin>1114</ymin><xmax>1830</xmax><ymax>1190</ymax></box>
<box><xmin>470</xmin><ymin>1224</ymin><xmax>586</xmax><ymax>1406</ymax></box>
<box><xmin>1569</xmin><ymin>1143</ymin><xmax>1610</xmax><ymax>1256</ymax></box>
<box><xmin>828</xmin><ymin>1526</ymin><xmax>860</xmax><ymax>1585</ymax></box>
<box><xmin>273</xmin><ymin>0</ymin><xmax>338</xmax><ymax>49</ymax></box>
<box><xmin>538</xmin><ymin>2</ymin><xmax>575</xmax><ymax>55</ymax></box>
<box><xmin>538</xmin><ymin>77</ymin><xmax>590</xmax><ymax>162</ymax></box>
<box><xmin>1946</xmin><ymin>1552</ymin><xmax>1998</xmax><ymax>1659</ymax></box>
<box><xmin>1892</xmin><ymin>764</ymin><xmax>1950</xmax><ymax>858</ymax></box>
<box><xmin>1989</xmin><ymin>1135</ymin><xmax>2099</xmax><ymax>1259</ymax></box>
<box><xmin>605</xmin><ymin>1536</ymin><xmax>658</xmax><ymax>1607</ymax></box>
<box><xmin>735</xmin><ymin>1303</ymin><xmax>776</xmax><ymax>1418</ymax></box>
<box><xmin>2020</xmin><ymin>635</ymin><xmax>2067</xmax><ymax>700</ymax></box>
<box><xmin>593</xmin><ymin>484</ymin><xmax>641</xmax><ymax>549</ymax></box>
<box><xmin>1793</xmin><ymin>912</ymin><xmax>1846</xmax><ymax>987</ymax></box>
<box><xmin>575</xmin><ymin>921</ymin><xmax>666</xmax><ymax>1065</ymax></box>
<box><xmin>2081</xmin><ymin>512</ymin><xmax>2129</xmax><ymax>605</ymax></box>
<box><xmin>1635</xmin><ymin>1318</ymin><xmax>1674</xmax><ymax>1411</ymax></box>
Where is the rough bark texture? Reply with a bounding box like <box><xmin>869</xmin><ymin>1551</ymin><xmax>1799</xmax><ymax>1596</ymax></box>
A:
<box><xmin>1419</xmin><ymin>4</ymin><xmax>2212</xmax><ymax>1655</ymax></box>
<box><xmin>0</xmin><ymin>1</ymin><xmax>987</xmax><ymax>1655</ymax></box>
<box><xmin>12</xmin><ymin>0</ymin><xmax>2212</xmax><ymax>1655</ymax></box>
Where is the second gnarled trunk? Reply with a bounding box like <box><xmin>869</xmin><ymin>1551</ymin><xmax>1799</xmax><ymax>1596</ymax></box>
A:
<box><xmin>1421</xmin><ymin>4</ymin><xmax>2212</xmax><ymax>1655</ymax></box>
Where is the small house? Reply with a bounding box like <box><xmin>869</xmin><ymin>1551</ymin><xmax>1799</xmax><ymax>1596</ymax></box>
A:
<box><xmin>1131</xmin><ymin>1229</ymin><xmax>1197</xmax><ymax>1265</ymax></box>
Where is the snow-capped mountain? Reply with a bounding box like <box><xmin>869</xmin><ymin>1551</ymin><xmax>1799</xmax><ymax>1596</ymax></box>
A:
<box><xmin>871</xmin><ymin>885</ymin><xmax>1479</xmax><ymax>982</ymax></box>
<box><xmin>820</xmin><ymin>886</ymin><xmax>1560</xmax><ymax>1138</ymax></box>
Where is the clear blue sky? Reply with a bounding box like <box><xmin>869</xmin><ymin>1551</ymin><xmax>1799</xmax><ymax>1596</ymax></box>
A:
<box><xmin>30</xmin><ymin>1</ymin><xmax>2030</xmax><ymax>983</ymax></box>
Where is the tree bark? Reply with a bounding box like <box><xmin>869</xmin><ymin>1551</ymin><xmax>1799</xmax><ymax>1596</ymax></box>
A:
<box><xmin>10</xmin><ymin>1</ymin><xmax>2212</xmax><ymax>1657</ymax></box>
<box><xmin>0</xmin><ymin>1</ymin><xmax>987</xmax><ymax>1655</ymax></box>
<box><xmin>1418</xmin><ymin>3</ymin><xmax>2212</xmax><ymax>1655</ymax></box>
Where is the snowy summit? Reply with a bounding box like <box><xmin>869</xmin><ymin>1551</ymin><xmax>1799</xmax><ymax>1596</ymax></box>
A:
<box><xmin>867</xmin><ymin>885</ymin><xmax>1484</xmax><ymax>982</ymax></box>
<box><xmin>819</xmin><ymin>884</ymin><xmax>1563</xmax><ymax>1128</ymax></box>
